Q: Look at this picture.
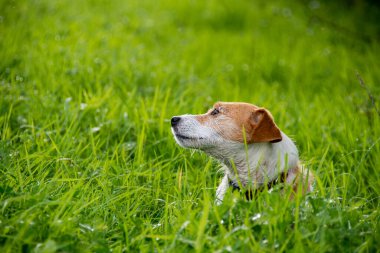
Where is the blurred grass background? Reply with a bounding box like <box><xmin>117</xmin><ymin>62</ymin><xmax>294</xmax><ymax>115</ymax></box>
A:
<box><xmin>1</xmin><ymin>0</ymin><xmax>380</xmax><ymax>252</ymax></box>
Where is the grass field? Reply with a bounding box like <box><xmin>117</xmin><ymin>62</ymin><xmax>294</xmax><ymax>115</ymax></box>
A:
<box><xmin>1</xmin><ymin>0</ymin><xmax>380</xmax><ymax>252</ymax></box>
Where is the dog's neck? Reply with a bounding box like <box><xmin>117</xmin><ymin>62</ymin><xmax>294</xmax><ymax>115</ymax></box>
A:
<box><xmin>204</xmin><ymin>132</ymin><xmax>299</xmax><ymax>187</ymax></box>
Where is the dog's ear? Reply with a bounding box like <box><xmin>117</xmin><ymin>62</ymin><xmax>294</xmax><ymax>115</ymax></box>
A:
<box><xmin>249</xmin><ymin>109</ymin><xmax>282</xmax><ymax>143</ymax></box>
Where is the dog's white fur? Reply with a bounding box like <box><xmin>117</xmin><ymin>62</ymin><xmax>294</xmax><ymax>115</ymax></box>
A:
<box><xmin>171</xmin><ymin>102</ymin><xmax>313</xmax><ymax>204</ymax></box>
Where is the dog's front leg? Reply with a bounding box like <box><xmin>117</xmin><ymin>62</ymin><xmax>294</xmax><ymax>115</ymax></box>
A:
<box><xmin>215</xmin><ymin>174</ymin><xmax>229</xmax><ymax>205</ymax></box>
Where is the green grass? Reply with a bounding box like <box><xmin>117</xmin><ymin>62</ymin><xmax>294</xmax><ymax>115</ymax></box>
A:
<box><xmin>1</xmin><ymin>0</ymin><xmax>380</xmax><ymax>252</ymax></box>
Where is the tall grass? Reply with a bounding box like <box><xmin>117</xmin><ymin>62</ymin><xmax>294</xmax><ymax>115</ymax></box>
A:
<box><xmin>1</xmin><ymin>0</ymin><xmax>379</xmax><ymax>252</ymax></box>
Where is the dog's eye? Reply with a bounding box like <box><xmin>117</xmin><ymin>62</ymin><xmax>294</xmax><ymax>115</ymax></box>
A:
<box><xmin>210</xmin><ymin>108</ymin><xmax>220</xmax><ymax>115</ymax></box>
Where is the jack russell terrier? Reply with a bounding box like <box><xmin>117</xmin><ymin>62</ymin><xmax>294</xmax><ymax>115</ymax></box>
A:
<box><xmin>171</xmin><ymin>102</ymin><xmax>314</xmax><ymax>204</ymax></box>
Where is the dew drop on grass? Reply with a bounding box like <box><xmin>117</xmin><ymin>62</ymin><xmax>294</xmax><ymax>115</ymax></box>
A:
<box><xmin>57</xmin><ymin>157</ymin><xmax>72</xmax><ymax>162</ymax></box>
<box><xmin>9</xmin><ymin>151</ymin><xmax>19</xmax><ymax>157</ymax></box>
<box><xmin>91</xmin><ymin>127</ymin><xmax>101</xmax><ymax>133</ymax></box>
<box><xmin>225</xmin><ymin>246</ymin><xmax>232</xmax><ymax>252</ymax></box>
<box><xmin>152</xmin><ymin>223</ymin><xmax>162</xmax><ymax>229</ymax></box>
<box><xmin>54</xmin><ymin>219</ymin><xmax>63</xmax><ymax>225</ymax></box>
<box><xmin>36</xmin><ymin>239</ymin><xmax>57</xmax><ymax>252</ymax></box>
<box><xmin>231</xmin><ymin>225</ymin><xmax>248</xmax><ymax>233</ymax></box>
<box><xmin>79</xmin><ymin>223</ymin><xmax>95</xmax><ymax>232</ymax></box>
<box><xmin>64</xmin><ymin>97</ymin><xmax>72</xmax><ymax>111</ymax></box>
<box><xmin>123</xmin><ymin>141</ymin><xmax>136</xmax><ymax>150</ymax></box>
<box><xmin>251</xmin><ymin>213</ymin><xmax>262</xmax><ymax>221</ymax></box>
<box><xmin>15</xmin><ymin>75</ymin><xmax>23</xmax><ymax>82</ymax></box>
<box><xmin>179</xmin><ymin>221</ymin><xmax>190</xmax><ymax>231</ymax></box>
<box><xmin>17</xmin><ymin>116</ymin><xmax>27</xmax><ymax>124</ymax></box>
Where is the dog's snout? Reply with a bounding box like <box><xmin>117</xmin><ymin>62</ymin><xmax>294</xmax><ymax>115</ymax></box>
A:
<box><xmin>171</xmin><ymin>116</ymin><xmax>181</xmax><ymax>127</ymax></box>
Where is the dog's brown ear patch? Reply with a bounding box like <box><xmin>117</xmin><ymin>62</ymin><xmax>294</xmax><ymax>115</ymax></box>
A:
<box><xmin>249</xmin><ymin>109</ymin><xmax>282</xmax><ymax>143</ymax></box>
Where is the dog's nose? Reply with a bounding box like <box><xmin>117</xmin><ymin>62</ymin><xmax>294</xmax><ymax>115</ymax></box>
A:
<box><xmin>171</xmin><ymin>116</ymin><xmax>181</xmax><ymax>127</ymax></box>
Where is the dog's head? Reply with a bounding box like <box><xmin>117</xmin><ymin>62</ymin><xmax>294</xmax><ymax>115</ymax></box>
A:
<box><xmin>171</xmin><ymin>102</ymin><xmax>282</xmax><ymax>150</ymax></box>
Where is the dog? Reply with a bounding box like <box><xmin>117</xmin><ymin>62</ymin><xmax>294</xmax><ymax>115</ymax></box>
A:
<box><xmin>171</xmin><ymin>102</ymin><xmax>314</xmax><ymax>204</ymax></box>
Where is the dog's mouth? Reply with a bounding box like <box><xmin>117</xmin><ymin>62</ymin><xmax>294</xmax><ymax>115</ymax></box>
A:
<box><xmin>175</xmin><ymin>134</ymin><xmax>204</xmax><ymax>140</ymax></box>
